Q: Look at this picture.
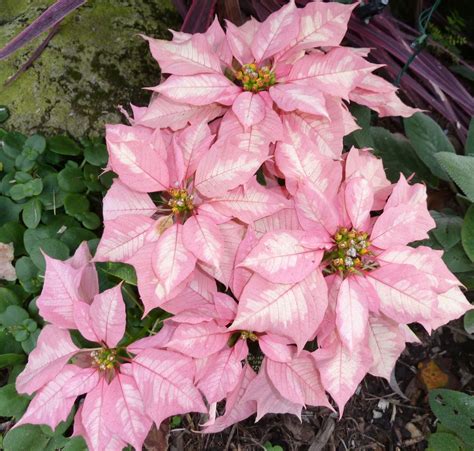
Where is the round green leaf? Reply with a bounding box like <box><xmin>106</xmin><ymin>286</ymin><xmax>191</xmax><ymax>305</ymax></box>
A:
<box><xmin>15</xmin><ymin>257</ymin><xmax>39</xmax><ymax>282</ymax></box>
<box><xmin>27</xmin><ymin>179</ymin><xmax>43</xmax><ymax>196</ymax></box>
<box><xmin>30</xmin><ymin>238</ymin><xmax>70</xmax><ymax>271</ymax></box>
<box><xmin>464</xmin><ymin>310</ymin><xmax>474</xmax><ymax>334</ymax></box>
<box><xmin>0</xmin><ymin>105</ymin><xmax>10</xmax><ymax>123</ymax></box>
<box><xmin>22</xmin><ymin>198</ymin><xmax>43</xmax><ymax>229</ymax></box>
<box><xmin>23</xmin><ymin>227</ymin><xmax>53</xmax><ymax>255</ymax></box>
<box><xmin>58</xmin><ymin>166</ymin><xmax>86</xmax><ymax>193</ymax></box>
<box><xmin>3</xmin><ymin>425</ymin><xmax>51</xmax><ymax>451</ymax></box>
<box><xmin>0</xmin><ymin>384</ymin><xmax>30</xmax><ymax>419</ymax></box>
<box><xmin>14</xmin><ymin>172</ymin><xmax>32</xmax><ymax>183</ymax></box>
<box><xmin>83</xmin><ymin>164</ymin><xmax>104</xmax><ymax>192</ymax></box>
<box><xmin>13</xmin><ymin>329</ymin><xmax>29</xmax><ymax>342</ymax></box>
<box><xmin>0</xmin><ymin>305</ymin><xmax>29</xmax><ymax>326</ymax></box>
<box><xmin>3</xmin><ymin>132</ymin><xmax>26</xmax><ymax>159</ymax></box>
<box><xmin>0</xmin><ymin>221</ymin><xmax>25</xmax><ymax>255</ymax></box>
<box><xmin>80</xmin><ymin>211</ymin><xmax>101</xmax><ymax>230</ymax></box>
<box><xmin>443</xmin><ymin>243</ymin><xmax>474</xmax><ymax>273</ymax></box>
<box><xmin>63</xmin><ymin>436</ymin><xmax>87</xmax><ymax>451</ymax></box>
<box><xmin>38</xmin><ymin>173</ymin><xmax>65</xmax><ymax>210</ymax></box>
<box><xmin>47</xmin><ymin>136</ymin><xmax>82</xmax><ymax>156</ymax></box>
<box><xmin>8</xmin><ymin>184</ymin><xmax>27</xmax><ymax>201</ymax></box>
<box><xmin>427</xmin><ymin>432</ymin><xmax>464</xmax><ymax>451</ymax></box>
<box><xmin>461</xmin><ymin>205</ymin><xmax>474</xmax><ymax>262</ymax></box>
<box><xmin>64</xmin><ymin>193</ymin><xmax>90</xmax><ymax>216</ymax></box>
<box><xmin>0</xmin><ymin>196</ymin><xmax>22</xmax><ymax>225</ymax></box>
<box><xmin>21</xmin><ymin>329</ymin><xmax>39</xmax><ymax>354</ymax></box>
<box><xmin>0</xmin><ymin>288</ymin><xmax>20</xmax><ymax>313</ymax></box>
<box><xmin>15</xmin><ymin>153</ymin><xmax>35</xmax><ymax>171</ymax></box>
<box><xmin>83</xmin><ymin>140</ymin><xmax>108</xmax><ymax>167</ymax></box>
<box><xmin>23</xmin><ymin>134</ymin><xmax>46</xmax><ymax>154</ymax></box>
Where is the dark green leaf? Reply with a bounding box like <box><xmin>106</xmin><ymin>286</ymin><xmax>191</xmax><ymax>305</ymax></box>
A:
<box><xmin>98</xmin><ymin>262</ymin><xmax>137</xmax><ymax>285</ymax></box>
<box><xmin>58</xmin><ymin>166</ymin><xmax>86</xmax><ymax>193</ymax></box>
<box><xmin>370</xmin><ymin>127</ymin><xmax>437</xmax><ymax>186</ymax></box>
<box><xmin>22</xmin><ymin>198</ymin><xmax>43</xmax><ymax>229</ymax></box>
<box><xmin>60</xmin><ymin>227</ymin><xmax>96</xmax><ymax>250</ymax></box>
<box><xmin>404</xmin><ymin>113</ymin><xmax>456</xmax><ymax>180</ymax></box>
<box><xmin>0</xmin><ymin>221</ymin><xmax>25</xmax><ymax>255</ymax></box>
<box><xmin>0</xmin><ymin>384</ymin><xmax>30</xmax><ymax>419</ymax></box>
<box><xmin>3</xmin><ymin>132</ymin><xmax>26</xmax><ymax>159</ymax></box>
<box><xmin>0</xmin><ymin>305</ymin><xmax>29</xmax><ymax>326</ymax></box>
<box><xmin>21</xmin><ymin>329</ymin><xmax>39</xmax><ymax>354</ymax></box>
<box><xmin>64</xmin><ymin>193</ymin><xmax>90</xmax><ymax>216</ymax></box>
<box><xmin>435</xmin><ymin>153</ymin><xmax>474</xmax><ymax>202</ymax></box>
<box><xmin>442</xmin><ymin>243</ymin><xmax>474</xmax><ymax>273</ymax></box>
<box><xmin>461</xmin><ymin>205</ymin><xmax>474</xmax><ymax>262</ymax></box>
<box><xmin>38</xmin><ymin>173</ymin><xmax>65</xmax><ymax>210</ymax></box>
<box><xmin>0</xmin><ymin>354</ymin><xmax>26</xmax><ymax>368</ymax></box>
<box><xmin>15</xmin><ymin>153</ymin><xmax>36</xmax><ymax>171</ymax></box>
<box><xmin>26</xmin><ymin>179</ymin><xmax>43</xmax><ymax>196</ymax></box>
<box><xmin>0</xmin><ymin>196</ymin><xmax>22</xmax><ymax>225</ymax></box>
<box><xmin>9</xmin><ymin>184</ymin><xmax>27</xmax><ymax>201</ymax></box>
<box><xmin>0</xmin><ymin>288</ymin><xmax>20</xmax><ymax>313</ymax></box>
<box><xmin>47</xmin><ymin>136</ymin><xmax>82</xmax><ymax>156</ymax></box>
<box><xmin>347</xmin><ymin>103</ymin><xmax>374</xmax><ymax>148</ymax></box>
<box><xmin>62</xmin><ymin>436</ymin><xmax>87</xmax><ymax>451</ymax></box>
<box><xmin>429</xmin><ymin>389</ymin><xmax>474</xmax><ymax>445</ymax></box>
<box><xmin>3</xmin><ymin>425</ymin><xmax>51</xmax><ymax>451</ymax></box>
<box><xmin>30</xmin><ymin>238</ymin><xmax>70</xmax><ymax>271</ymax></box>
<box><xmin>427</xmin><ymin>432</ymin><xmax>464</xmax><ymax>451</ymax></box>
<box><xmin>83</xmin><ymin>140</ymin><xmax>108</xmax><ymax>167</ymax></box>
<box><xmin>83</xmin><ymin>164</ymin><xmax>105</xmax><ymax>192</ymax></box>
<box><xmin>80</xmin><ymin>211</ymin><xmax>101</xmax><ymax>230</ymax></box>
<box><xmin>430</xmin><ymin>211</ymin><xmax>463</xmax><ymax>251</ymax></box>
<box><xmin>464</xmin><ymin>310</ymin><xmax>474</xmax><ymax>334</ymax></box>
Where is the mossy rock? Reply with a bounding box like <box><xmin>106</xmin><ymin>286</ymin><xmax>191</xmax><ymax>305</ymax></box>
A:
<box><xmin>0</xmin><ymin>0</ymin><xmax>181</xmax><ymax>137</ymax></box>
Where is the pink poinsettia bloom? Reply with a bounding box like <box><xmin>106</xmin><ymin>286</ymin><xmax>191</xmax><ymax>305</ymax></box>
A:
<box><xmin>16</xmin><ymin>245</ymin><xmax>206</xmax><ymax>451</ymax></box>
<box><xmin>135</xmin><ymin>0</ymin><xmax>416</xmax><ymax>191</ymax></box>
<box><xmin>96</xmin><ymin>123</ymin><xmax>289</xmax><ymax>312</ymax></box>
<box><xmin>149</xmin><ymin>285</ymin><xmax>331</xmax><ymax>431</ymax></box>
<box><xmin>238</xmin><ymin>148</ymin><xmax>471</xmax><ymax>413</ymax></box>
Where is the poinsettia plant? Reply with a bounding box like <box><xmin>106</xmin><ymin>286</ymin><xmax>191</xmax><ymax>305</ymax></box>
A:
<box><xmin>11</xmin><ymin>2</ymin><xmax>472</xmax><ymax>450</ymax></box>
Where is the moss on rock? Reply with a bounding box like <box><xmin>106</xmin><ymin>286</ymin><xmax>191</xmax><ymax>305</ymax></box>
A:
<box><xmin>0</xmin><ymin>0</ymin><xmax>181</xmax><ymax>137</ymax></box>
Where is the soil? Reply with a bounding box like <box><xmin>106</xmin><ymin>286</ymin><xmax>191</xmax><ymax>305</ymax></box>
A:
<box><xmin>163</xmin><ymin>320</ymin><xmax>474</xmax><ymax>450</ymax></box>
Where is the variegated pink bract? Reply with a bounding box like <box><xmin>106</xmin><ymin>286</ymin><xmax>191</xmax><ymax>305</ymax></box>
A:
<box><xmin>238</xmin><ymin>148</ymin><xmax>471</xmax><ymax>414</ymax></box>
<box><xmin>97</xmin><ymin>122</ymin><xmax>289</xmax><ymax>313</ymax></box>
<box><xmin>16</xmin><ymin>245</ymin><xmax>206</xmax><ymax>451</ymax></box>
<box><xmin>137</xmin><ymin>0</ymin><xmax>416</xmax><ymax>191</ymax></box>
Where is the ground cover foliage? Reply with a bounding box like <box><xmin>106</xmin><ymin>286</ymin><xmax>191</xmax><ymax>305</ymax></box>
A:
<box><xmin>0</xmin><ymin>1</ymin><xmax>473</xmax><ymax>450</ymax></box>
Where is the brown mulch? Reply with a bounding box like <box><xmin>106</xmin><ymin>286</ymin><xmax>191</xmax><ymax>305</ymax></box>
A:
<box><xmin>163</xmin><ymin>321</ymin><xmax>474</xmax><ymax>451</ymax></box>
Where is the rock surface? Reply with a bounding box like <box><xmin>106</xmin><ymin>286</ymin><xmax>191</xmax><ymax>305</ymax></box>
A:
<box><xmin>0</xmin><ymin>0</ymin><xmax>180</xmax><ymax>137</ymax></box>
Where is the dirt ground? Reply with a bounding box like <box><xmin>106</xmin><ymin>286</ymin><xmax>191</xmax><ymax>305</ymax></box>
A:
<box><xmin>160</xmin><ymin>320</ymin><xmax>474</xmax><ymax>451</ymax></box>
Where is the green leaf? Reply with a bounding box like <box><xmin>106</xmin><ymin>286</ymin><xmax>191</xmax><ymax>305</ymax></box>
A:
<box><xmin>461</xmin><ymin>205</ymin><xmax>474</xmax><ymax>262</ymax></box>
<box><xmin>466</xmin><ymin>118</ymin><xmax>474</xmax><ymax>157</ymax></box>
<box><xmin>0</xmin><ymin>196</ymin><xmax>22</xmax><ymax>225</ymax></box>
<box><xmin>464</xmin><ymin>310</ymin><xmax>474</xmax><ymax>335</ymax></box>
<box><xmin>0</xmin><ymin>384</ymin><xmax>30</xmax><ymax>419</ymax></box>
<box><xmin>47</xmin><ymin>136</ymin><xmax>82</xmax><ymax>156</ymax></box>
<box><xmin>83</xmin><ymin>139</ymin><xmax>108</xmax><ymax>167</ymax></box>
<box><xmin>27</xmin><ymin>178</ymin><xmax>43</xmax><ymax>196</ymax></box>
<box><xmin>24</xmin><ymin>134</ymin><xmax>46</xmax><ymax>155</ymax></box>
<box><xmin>38</xmin><ymin>173</ymin><xmax>65</xmax><ymax>210</ymax></box>
<box><xmin>347</xmin><ymin>104</ymin><xmax>374</xmax><ymax>148</ymax></box>
<box><xmin>9</xmin><ymin>184</ymin><xmax>27</xmax><ymax>201</ymax></box>
<box><xmin>83</xmin><ymin>164</ymin><xmax>105</xmax><ymax>192</ymax></box>
<box><xmin>97</xmin><ymin>262</ymin><xmax>137</xmax><ymax>285</ymax></box>
<box><xmin>15</xmin><ymin>153</ymin><xmax>36</xmax><ymax>171</ymax></box>
<box><xmin>58</xmin><ymin>166</ymin><xmax>86</xmax><ymax>193</ymax></box>
<box><xmin>442</xmin><ymin>243</ymin><xmax>474</xmax><ymax>273</ymax></box>
<box><xmin>429</xmin><ymin>389</ymin><xmax>474</xmax><ymax>445</ymax></box>
<box><xmin>0</xmin><ymin>221</ymin><xmax>25</xmax><ymax>255</ymax></box>
<box><xmin>62</xmin><ymin>437</ymin><xmax>87</xmax><ymax>451</ymax></box>
<box><xmin>3</xmin><ymin>132</ymin><xmax>26</xmax><ymax>159</ymax></box>
<box><xmin>21</xmin><ymin>329</ymin><xmax>39</xmax><ymax>354</ymax></box>
<box><xmin>30</xmin><ymin>238</ymin><xmax>70</xmax><ymax>271</ymax></box>
<box><xmin>435</xmin><ymin>153</ymin><xmax>474</xmax><ymax>202</ymax></box>
<box><xmin>60</xmin><ymin>227</ymin><xmax>96</xmax><ymax>250</ymax></box>
<box><xmin>427</xmin><ymin>432</ymin><xmax>464</xmax><ymax>451</ymax></box>
<box><xmin>430</xmin><ymin>211</ymin><xmax>463</xmax><ymax>251</ymax></box>
<box><xmin>404</xmin><ymin>112</ymin><xmax>456</xmax><ymax>180</ymax></box>
<box><xmin>370</xmin><ymin>127</ymin><xmax>437</xmax><ymax>186</ymax></box>
<box><xmin>100</xmin><ymin>170</ymin><xmax>116</xmax><ymax>189</ymax></box>
<box><xmin>3</xmin><ymin>425</ymin><xmax>51</xmax><ymax>451</ymax></box>
<box><xmin>0</xmin><ymin>305</ymin><xmax>30</xmax><ymax>326</ymax></box>
<box><xmin>0</xmin><ymin>354</ymin><xmax>26</xmax><ymax>368</ymax></box>
<box><xmin>80</xmin><ymin>211</ymin><xmax>101</xmax><ymax>230</ymax></box>
<box><xmin>22</xmin><ymin>198</ymin><xmax>43</xmax><ymax>229</ymax></box>
<box><xmin>0</xmin><ymin>105</ymin><xmax>10</xmax><ymax>123</ymax></box>
<box><xmin>64</xmin><ymin>193</ymin><xmax>90</xmax><ymax>216</ymax></box>
<box><xmin>15</xmin><ymin>257</ymin><xmax>41</xmax><ymax>293</ymax></box>
<box><xmin>0</xmin><ymin>288</ymin><xmax>20</xmax><ymax>313</ymax></box>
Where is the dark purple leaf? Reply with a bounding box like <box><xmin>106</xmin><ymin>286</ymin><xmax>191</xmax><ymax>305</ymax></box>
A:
<box><xmin>0</xmin><ymin>0</ymin><xmax>86</xmax><ymax>60</ymax></box>
<box><xmin>181</xmin><ymin>0</ymin><xmax>217</xmax><ymax>33</ymax></box>
<box><xmin>171</xmin><ymin>0</ymin><xmax>190</xmax><ymax>19</ymax></box>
